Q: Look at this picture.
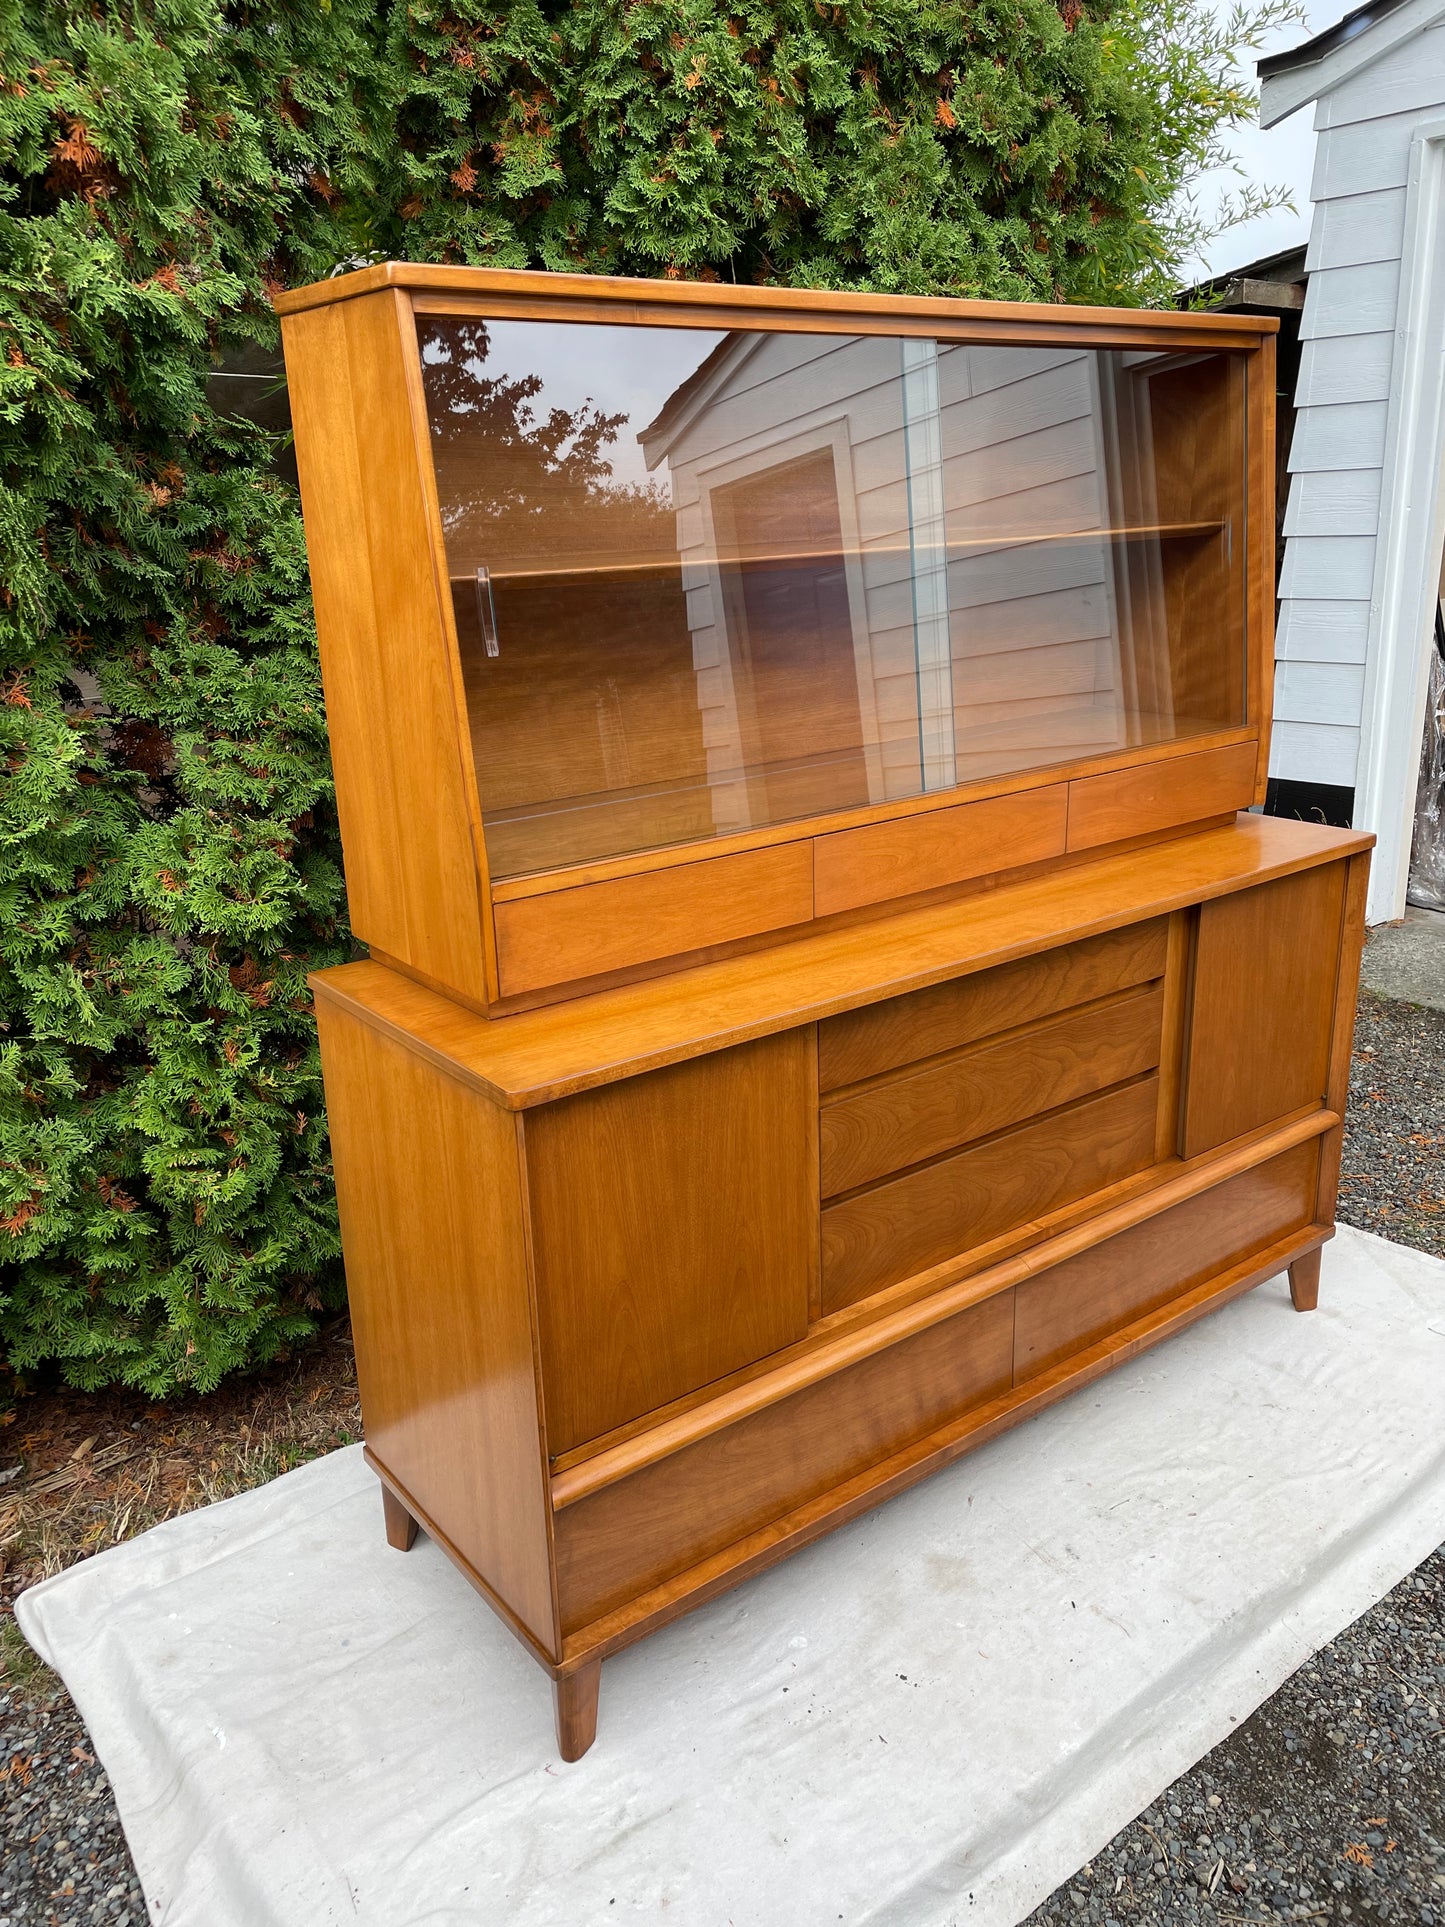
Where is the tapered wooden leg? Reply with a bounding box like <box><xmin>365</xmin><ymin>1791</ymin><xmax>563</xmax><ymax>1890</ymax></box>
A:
<box><xmin>381</xmin><ymin>1484</ymin><xmax>418</xmax><ymax>1551</ymax></box>
<box><xmin>1289</xmin><ymin>1246</ymin><xmax>1322</xmax><ymax>1313</ymax></box>
<box><xmin>553</xmin><ymin>1661</ymin><xmax>601</xmax><ymax>1762</ymax></box>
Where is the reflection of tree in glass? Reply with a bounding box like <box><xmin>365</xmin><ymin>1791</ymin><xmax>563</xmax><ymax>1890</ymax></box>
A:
<box><xmin>419</xmin><ymin>319</ymin><xmax>674</xmax><ymax>568</ymax></box>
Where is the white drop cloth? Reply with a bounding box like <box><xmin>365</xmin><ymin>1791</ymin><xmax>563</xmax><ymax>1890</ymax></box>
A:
<box><xmin>18</xmin><ymin>1224</ymin><xmax>1445</xmax><ymax>1927</ymax></box>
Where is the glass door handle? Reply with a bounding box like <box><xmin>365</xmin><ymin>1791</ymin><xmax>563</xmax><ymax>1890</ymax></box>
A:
<box><xmin>474</xmin><ymin>566</ymin><xmax>500</xmax><ymax>657</ymax></box>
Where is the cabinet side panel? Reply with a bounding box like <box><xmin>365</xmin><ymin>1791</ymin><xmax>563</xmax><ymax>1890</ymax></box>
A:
<box><xmin>317</xmin><ymin>998</ymin><xmax>556</xmax><ymax>1654</ymax></box>
<box><xmin>1182</xmin><ymin>860</ymin><xmax>1347</xmax><ymax>1158</ymax></box>
<box><xmin>525</xmin><ymin>1031</ymin><xmax>815</xmax><ymax>1455</ymax></box>
<box><xmin>281</xmin><ymin>295</ymin><xmax>489</xmax><ymax>1005</ymax></box>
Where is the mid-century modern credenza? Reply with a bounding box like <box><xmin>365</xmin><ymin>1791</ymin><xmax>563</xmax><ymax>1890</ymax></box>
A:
<box><xmin>276</xmin><ymin>264</ymin><xmax>1371</xmax><ymax>1761</ymax></box>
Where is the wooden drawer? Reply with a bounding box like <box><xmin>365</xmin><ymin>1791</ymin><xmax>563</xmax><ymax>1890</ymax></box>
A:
<box><xmin>818</xmin><ymin>920</ymin><xmax>1168</xmax><ymax>1092</ymax></box>
<box><xmin>820</xmin><ymin>982</ymin><xmax>1165</xmax><ymax>1197</ymax></box>
<box><xmin>813</xmin><ymin>785</ymin><xmax>1067</xmax><ymax>917</ymax></box>
<box><xmin>1066</xmin><ymin>741</ymin><xmax>1257</xmax><ymax>853</ymax></box>
<box><xmin>493</xmin><ymin>843</ymin><xmax>814</xmax><ymax>996</ymax></box>
<box><xmin>820</xmin><ymin>1077</ymin><xmax>1159</xmax><ymax>1313</ymax></box>
<box><xmin>1013</xmin><ymin>1136</ymin><xmax>1320</xmax><ymax>1381</ymax></box>
<box><xmin>553</xmin><ymin>1290</ymin><xmax>1015</xmax><ymax>1634</ymax></box>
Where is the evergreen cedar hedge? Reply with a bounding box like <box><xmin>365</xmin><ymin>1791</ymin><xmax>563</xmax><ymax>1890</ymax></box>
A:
<box><xmin>1</xmin><ymin>0</ymin><xmax>1280</xmax><ymax>1394</ymax></box>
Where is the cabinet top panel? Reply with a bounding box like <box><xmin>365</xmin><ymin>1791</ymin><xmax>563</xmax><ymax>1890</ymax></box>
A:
<box><xmin>312</xmin><ymin>816</ymin><xmax>1370</xmax><ymax>1110</ymax></box>
<box><xmin>273</xmin><ymin>262</ymin><xmax>1278</xmax><ymax>346</ymax></box>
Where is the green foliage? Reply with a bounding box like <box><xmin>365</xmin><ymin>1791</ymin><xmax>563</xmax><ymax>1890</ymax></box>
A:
<box><xmin>1</xmin><ymin>0</ymin><xmax>1291</xmax><ymax>1393</ymax></box>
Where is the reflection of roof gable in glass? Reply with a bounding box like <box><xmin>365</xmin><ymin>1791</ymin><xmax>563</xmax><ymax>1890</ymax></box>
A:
<box><xmin>419</xmin><ymin>312</ymin><xmax>1249</xmax><ymax>881</ymax></box>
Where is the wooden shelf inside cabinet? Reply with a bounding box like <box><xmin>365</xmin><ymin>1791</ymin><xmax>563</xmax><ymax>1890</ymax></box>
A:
<box><xmin>279</xmin><ymin>266</ymin><xmax>1367</xmax><ymax>1762</ymax></box>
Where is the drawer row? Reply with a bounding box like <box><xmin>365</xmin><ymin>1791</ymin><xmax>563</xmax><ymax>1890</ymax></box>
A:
<box><xmin>817</xmin><ymin>916</ymin><xmax>1171</xmax><ymax>1311</ymax></box>
<box><xmin>552</xmin><ymin>1137</ymin><xmax>1324</xmax><ymax>1637</ymax></box>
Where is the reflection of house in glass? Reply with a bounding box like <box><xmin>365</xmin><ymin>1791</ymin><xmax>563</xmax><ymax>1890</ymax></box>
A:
<box><xmin>420</xmin><ymin>314</ymin><xmax>1247</xmax><ymax>878</ymax></box>
<box><xmin>640</xmin><ymin>332</ymin><xmax>1247</xmax><ymax>838</ymax></box>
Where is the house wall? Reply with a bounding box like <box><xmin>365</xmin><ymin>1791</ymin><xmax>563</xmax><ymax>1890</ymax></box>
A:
<box><xmin>1272</xmin><ymin>21</ymin><xmax>1445</xmax><ymax>805</ymax></box>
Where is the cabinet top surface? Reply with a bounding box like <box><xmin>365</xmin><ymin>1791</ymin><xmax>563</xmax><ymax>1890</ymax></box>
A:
<box><xmin>312</xmin><ymin>815</ymin><xmax>1369</xmax><ymax>1109</ymax></box>
<box><xmin>273</xmin><ymin>262</ymin><xmax>1280</xmax><ymax>338</ymax></box>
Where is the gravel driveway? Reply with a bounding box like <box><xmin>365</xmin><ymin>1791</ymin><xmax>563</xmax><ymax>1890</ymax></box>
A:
<box><xmin>2</xmin><ymin>987</ymin><xmax>1442</xmax><ymax>1926</ymax></box>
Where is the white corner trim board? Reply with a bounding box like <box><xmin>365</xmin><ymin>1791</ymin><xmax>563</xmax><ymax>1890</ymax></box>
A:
<box><xmin>1353</xmin><ymin>119</ymin><xmax>1445</xmax><ymax>923</ymax></box>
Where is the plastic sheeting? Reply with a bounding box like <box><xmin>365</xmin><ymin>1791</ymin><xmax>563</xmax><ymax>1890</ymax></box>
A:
<box><xmin>1408</xmin><ymin>605</ymin><xmax>1445</xmax><ymax>911</ymax></box>
<box><xmin>18</xmin><ymin>1225</ymin><xmax>1445</xmax><ymax>1927</ymax></box>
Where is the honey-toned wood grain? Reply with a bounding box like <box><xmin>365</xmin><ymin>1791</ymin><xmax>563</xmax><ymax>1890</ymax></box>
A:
<box><xmin>275</xmin><ymin>263</ymin><xmax>1278</xmax><ymax>358</ymax></box>
<box><xmin>494</xmin><ymin>843</ymin><xmax>813</xmax><ymax>997</ymax></box>
<box><xmin>311</xmin><ymin>818</ymin><xmax>1371</xmax><ymax>1111</ymax></box>
<box><xmin>552</xmin><ymin>1105</ymin><xmax>1334</xmax><ymax>1507</ymax></box>
<box><xmin>1288</xmin><ymin>1245</ymin><xmax>1323</xmax><ymax>1312</ymax></box>
<box><xmin>560</xmin><ymin>1221</ymin><xmax>1324</xmax><ymax>1664</ymax></box>
<box><xmin>818</xmin><ymin>919</ymin><xmax>1167</xmax><ymax>1091</ymax></box>
<box><xmin>524</xmin><ymin>1031</ymin><xmax>815</xmax><ymax>1455</ymax></box>
<box><xmin>315</xmin><ymin>996</ymin><xmax>557</xmax><ymax>1655</ymax></box>
<box><xmin>280</xmin><ymin>294</ymin><xmax>490</xmax><ymax>1006</ymax></box>
<box><xmin>1153</xmin><ymin>910</ymin><xmax>1193</xmax><ymax>1161</ymax></box>
<box><xmin>1314</xmin><ymin>850</ymin><xmax>1371</xmax><ymax>1226</ymax></box>
<box><xmin>1065</xmin><ymin>741</ymin><xmax>1257</xmax><ymax>853</ymax></box>
<box><xmin>820</xmin><ymin>1077</ymin><xmax>1159</xmax><ymax>1313</ymax></box>
<box><xmin>812</xmin><ymin>786</ymin><xmax>1068</xmax><ymax>918</ymax></box>
<box><xmin>489</xmin><ymin>727</ymin><xmax>1257</xmax><ymax>905</ymax></box>
<box><xmin>1248</xmin><ymin>338</ymin><xmax>1277</xmax><ymax>799</ymax></box>
<box><xmin>553</xmin><ymin>1292</ymin><xmax>1014</xmax><ymax>1633</ymax></box>
<box><xmin>1013</xmin><ymin>1136</ymin><xmax>1319</xmax><ymax>1380</ymax></box>
<box><xmin>1181</xmin><ymin>860</ymin><xmax>1347</xmax><ymax>1159</ymax></box>
<box><xmin>820</xmin><ymin>983</ymin><xmax>1164</xmax><ymax>1196</ymax></box>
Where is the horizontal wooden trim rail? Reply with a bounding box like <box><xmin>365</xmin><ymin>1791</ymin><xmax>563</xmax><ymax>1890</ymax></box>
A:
<box><xmin>310</xmin><ymin>817</ymin><xmax>1373</xmax><ymax>1110</ymax></box>
<box><xmin>275</xmin><ymin>263</ymin><xmax>1280</xmax><ymax>355</ymax></box>
<box><xmin>549</xmin><ymin>1107</ymin><xmax>1338</xmax><ymax>1510</ymax></box>
<box><xmin>487</xmin><ymin>726</ymin><xmax>1257</xmax><ymax>902</ymax></box>
<box><xmin>559</xmin><ymin>1220</ymin><xmax>1329</xmax><ymax>1665</ymax></box>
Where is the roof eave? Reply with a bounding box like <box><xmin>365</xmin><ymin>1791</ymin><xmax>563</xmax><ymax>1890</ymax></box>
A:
<box><xmin>1257</xmin><ymin>0</ymin><xmax>1445</xmax><ymax>124</ymax></box>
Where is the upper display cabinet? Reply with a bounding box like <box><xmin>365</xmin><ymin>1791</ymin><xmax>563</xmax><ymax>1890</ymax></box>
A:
<box><xmin>276</xmin><ymin>267</ymin><xmax>1277</xmax><ymax>1014</ymax></box>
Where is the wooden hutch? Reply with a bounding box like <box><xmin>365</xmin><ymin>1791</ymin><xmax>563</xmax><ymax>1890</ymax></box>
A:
<box><xmin>276</xmin><ymin>265</ymin><xmax>1370</xmax><ymax>1761</ymax></box>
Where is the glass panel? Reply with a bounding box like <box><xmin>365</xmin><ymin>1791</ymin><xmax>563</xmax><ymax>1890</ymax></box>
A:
<box><xmin>419</xmin><ymin>318</ymin><xmax>1248</xmax><ymax>879</ymax></box>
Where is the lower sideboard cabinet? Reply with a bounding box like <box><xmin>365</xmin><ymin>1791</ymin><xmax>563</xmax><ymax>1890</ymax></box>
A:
<box><xmin>311</xmin><ymin>817</ymin><xmax>1370</xmax><ymax>1761</ymax></box>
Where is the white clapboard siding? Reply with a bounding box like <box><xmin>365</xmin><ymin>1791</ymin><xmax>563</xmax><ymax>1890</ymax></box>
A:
<box><xmin>1298</xmin><ymin>260</ymin><xmax>1402</xmax><ymax>338</ymax></box>
<box><xmin>1267</xmin><ymin>10</ymin><xmax>1445</xmax><ymax>797</ymax></box>
<box><xmin>1318</xmin><ymin>21</ymin><xmax>1445</xmax><ymax>126</ymax></box>
<box><xmin>1274</xmin><ymin>599</ymin><xmax>1374</xmax><ymax>664</ymax></box>
<box><xmin>1286</xmin><ymin>400</ymin><xmax>1391</xmax><ymax>471</ymax></box>
<box><xmin>1270</xmin><ymin>718</ymin><xmax>1361</xmax><ymax>787</ymax></box>
<box><xmin>1295</xmin><ymin>332</ymin><xmax>1396</xmax><ymax>406</ymax></box>
<box><xmin>1311</xmin><ymin>104</ymin><xmax>1431</xmax><ymax>197</ymax></box>
<box><xmin>1281</xmin><ymin>468</ymin><xmax>1382</xmax><ymax>536</ymax></box>
<box><xmin>1275</xmin><ymin>658</ymin><xmax>1369</xmax><ymax>724</ymax></box>
<box><xmin>1305</xmin><ymin>185</ymin><xmax>1410</xmax><ymax>269</ymax></box>
<box><xmin>1277</xmin><ymin>534</ymin><xmax>1380</xmax><ymax>601</ymax></box>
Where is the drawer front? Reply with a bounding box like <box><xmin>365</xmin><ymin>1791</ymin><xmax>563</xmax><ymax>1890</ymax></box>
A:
<box><xmin>820</xmin><ymin>982</ymin><xmax>1165</xmax><ymax>1197</ymax></box>
<box><xmin>494</xmin><ymin>842</ymin><xmax>813</xmax><ymax>996</ymax></box>
<box><xmin>820</xmin><ymin>1077</ymin><xmax>1159</xmax><ymax>1314</ymax></box>
<box><xmin>812</xmin><ymin>785</ymin><xmax>1067</xmax><ymax>917</ymax></box>
<box><xmin>1066</xmin><ymin>740</ymin><xmax>1256</xmax><ymax>853</ymax></box>
<box><xmin>1013</xmin><ymin>1136</ymin><xmax>1320</xmax><ymax>1381</ymax></box>
<box><xmin>553</xmin><ymin>1291</ymin><xmax>1015</xmax><ymax>1634</ymax></box>
<box><xmin>818</xmin><ymin>921</ymin><xmax>1167</xmax><ymax>1092</ymax></box>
